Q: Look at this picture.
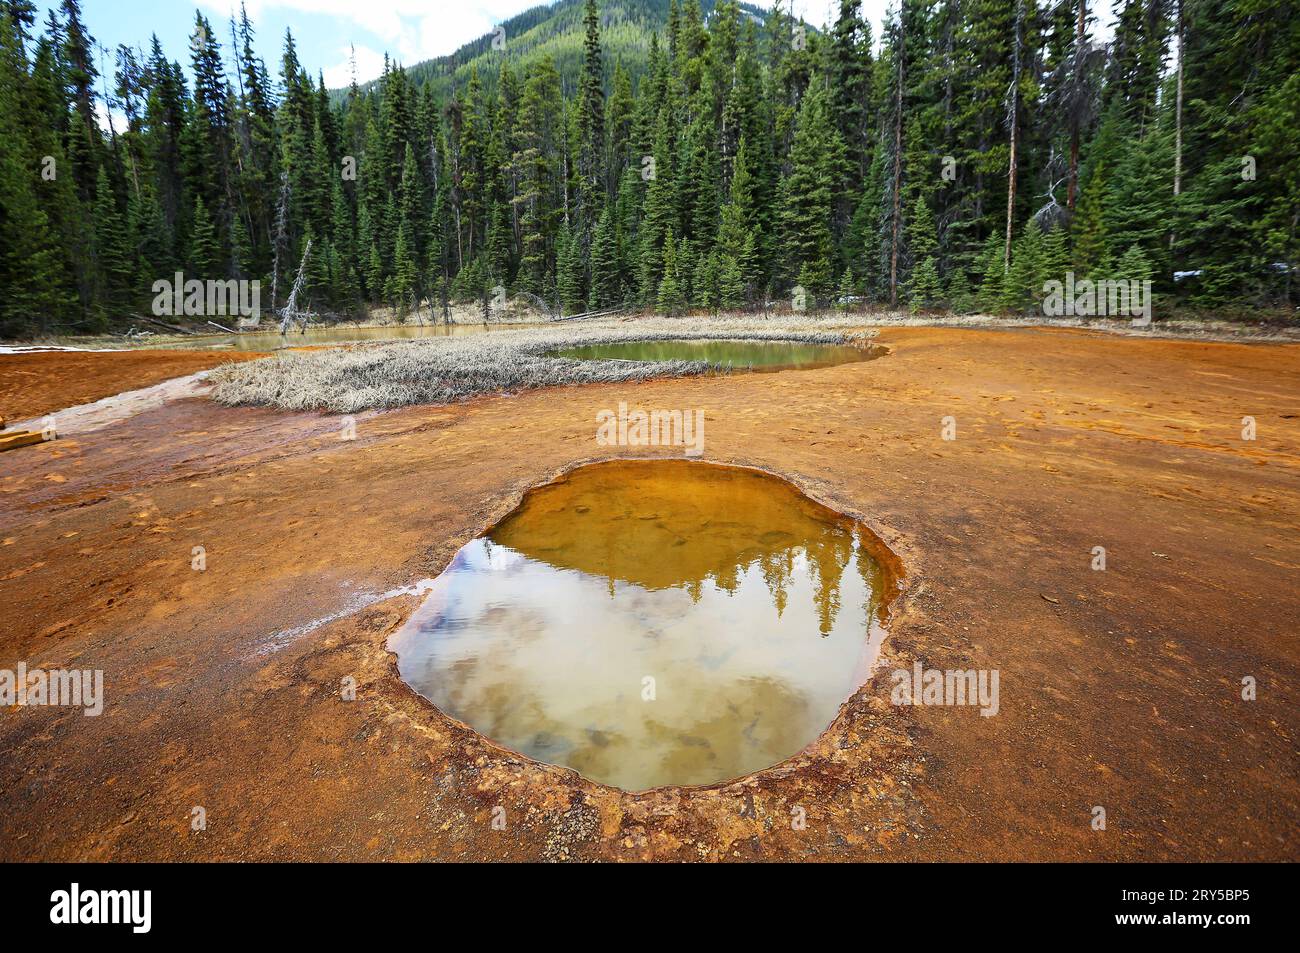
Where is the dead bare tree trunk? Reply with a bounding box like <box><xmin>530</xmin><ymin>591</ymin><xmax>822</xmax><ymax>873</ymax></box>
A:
<box><xmin>1004</xmin><ymin>0</ymin><xmax>1025</xmax><ymax>271</ymax></box>
<box><xmin>269</xmin><ymin>173</ymin><xmax>290</xmax><ymax>315</ymax></box>
<box><xmin>279</xmin><ymin>238</ymin><xmax>313</xmax><ymax>335</ymax></box>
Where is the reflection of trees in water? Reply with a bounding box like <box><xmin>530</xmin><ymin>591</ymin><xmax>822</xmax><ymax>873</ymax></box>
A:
<box><xmin>748</xmin><ymin>521</ymin><xmax>889</xmax><ymax>637</ymax></box>
<box><xmin>807</xmin><ymin>526</ymin><xmax>854</xmax><ymax>636</ymax></box>
<box><xmin>733</xmin><ymin>524</ymin><xmax>856</xmax><ymax>636</ymax></box>
<box><xmin>855</xmin><ymin>527</ymin><xmax>888</xmax><ymax>625</ymax></box>
<box><xmin>685</xmin><ymin>577</ymin><xmax>702</xmax><ymax>604</ymax></box>
<box><xmin>402</xmin><ymin>463</ymin><xmax>900</xmax><ymax>789</ymax></box>
<box><xmin>713</xmin><ymin>557</ymin><xmax>740</xmax><ymax>595</ymax></box>
<box><xmin>490</xmin><ymin>461</ymin><xmax>883</xmax><ymax>632</ymax></box>
<box><xmin>759</xmin><ymin>548</ymin><xmax>794</xmax><ymax>618</ymax></box>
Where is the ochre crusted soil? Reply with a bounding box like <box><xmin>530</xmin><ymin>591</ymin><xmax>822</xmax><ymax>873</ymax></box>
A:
<box><xmin>0</xmin><ymin>326</ymin><xmax>1297</xmax><ymax>861</ymax></box>
<box><xmin>0</xmin><ymin>349</ymin><xmax>261</xmax><ymax>424</ymax></box>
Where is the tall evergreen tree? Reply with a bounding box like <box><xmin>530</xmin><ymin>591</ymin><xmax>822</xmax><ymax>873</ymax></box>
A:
<box><xmin>779</xmin><ymin>81</ymin><xmax>844</xmax><ymax>293</ymax></box>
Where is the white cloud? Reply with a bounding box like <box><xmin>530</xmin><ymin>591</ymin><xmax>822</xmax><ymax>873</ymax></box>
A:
<box><xmin>321</xmin><ymin>43</ymin><xmax>388</xmax><ymax>89</ymax></box>
<box><xmin>208</xmin><ymin>0</ymin><xmax>529</xmax><ymax>71</ymax></box>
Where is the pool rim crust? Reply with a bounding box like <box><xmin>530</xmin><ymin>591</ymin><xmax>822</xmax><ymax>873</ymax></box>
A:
<box><xmin>384</xmin><ymin>455</ymin><xmax>910</xmax><ymax>796</ymax></box>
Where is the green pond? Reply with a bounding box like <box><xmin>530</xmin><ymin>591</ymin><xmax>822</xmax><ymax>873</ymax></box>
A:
<box><xmin>549</xmin><ymin>338</ymin><xmax>878</xmax><ymax>371</ymax></box>
<box><xmin>389</xmin><ymin>460</ymin><xmax>894</xmax><ymax>791</ymax></box>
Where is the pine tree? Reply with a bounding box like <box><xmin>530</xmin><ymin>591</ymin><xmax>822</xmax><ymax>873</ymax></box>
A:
<box><xmin>0</xmin><ymin>12</ymin><xmax>71</xmax><ymax>335</ymax></box>
<box><xmin>576</xmin><ymin>0</ymin><xmax>605</xmax><ymax>248</ymax></box>
<box><xmin>946</xmin><ymin>267</ymin><xmax>976</xmax><ymax>314</ymax></box>
<box><xmin>556</xmin><ymin>223</ymin><xmax>584</xmax><ymax>315</ymax></box>
<box><xmin>1072</xmin><ymin>160</ymin><xmax>1108</xmax><ymax>276</ymax></box>
<box><xmin>975</xmin><ymin>231</ymin><xmax>1006</xmax><ymax>313</ymax></box>
<box><xmin>779</xmin><ymin>81</ymin><xmax>843</xmax><ymax>293</ymax></box>
<box><xmin>93</xmin><ymin>167</ymin><xmax>134</xmax><ymax>311</ymax></box>
<box><xmin>657</xmin><ymin>228</ymin><xmax>685</xmax><ymax>314</ymax></box>
<box><xmin>692</xmin><ymin>250</ymin><xmax>718</xmax><ymax>311</ymax></box>
<box><xmin>188</xmin><ymin>197</ymin><xmax>220</xmax><ymax>277</ymax></box>
<box><xmin>717</xmin><ymin>135</ymin><xmax>760</xmax><ymax>295</ymax></box>
<box><xmin>837</xmin><ymin>268</ymin><xmax>856</xmax><ymax>314</ymax></box>
<box><xmin>1004</xmin><ymin>218</ymin><xmax>1046</xmax><ymax>313</ymax></box>
<box><xmin>717</xmin><ymin>253</ymin><xmax>746</xmax><ymax>310</ymax></box>
<box><xmin>588</xmin><ymin>208</ymin><xmax>620</xmax><ymax>309</ymax></box>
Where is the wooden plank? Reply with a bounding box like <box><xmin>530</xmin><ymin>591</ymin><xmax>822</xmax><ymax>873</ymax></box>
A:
<box><xmin>0</xmin><ymin>431</ymin><xmax>45</xmax><ymax>453</ymax></box>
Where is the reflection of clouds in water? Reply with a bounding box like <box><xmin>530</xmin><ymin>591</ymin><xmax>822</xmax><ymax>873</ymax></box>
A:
<box><xmin>396</xmin><ymin>539</ymin><xmax>882</xmax><ymax>790</ymax></box>
<box><xmin>390</xmin><ymin>462</ymin><xmax>889</xmax><ymax>790</ymax></box>
<box><xmin>476</xmin><ymin>538</ymin><xmax>526</xmax><ymax>573</ymax></box>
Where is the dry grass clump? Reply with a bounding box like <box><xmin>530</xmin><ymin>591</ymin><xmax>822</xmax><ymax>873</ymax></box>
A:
<box><xmin>208</xmin><ymin>316</ymin><xmax>875</xmax><ymax>413</ymax></box>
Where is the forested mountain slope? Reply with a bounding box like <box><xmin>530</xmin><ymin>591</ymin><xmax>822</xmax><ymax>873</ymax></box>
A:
<box><xmin>0</xmin><ymin>0</ymin><xmax>1294</xmax><ymax>338</ymax></box>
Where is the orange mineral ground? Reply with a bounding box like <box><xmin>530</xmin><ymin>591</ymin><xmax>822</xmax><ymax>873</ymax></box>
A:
<box><xmin>0</xmin><ymin>326</ymin><xmax>1297</xmax><ymax>861</ymax></box>
<box><xmin>0</xmin><ymin>348</ymin><xmax>262</xmax><ymax>423</ymax></box>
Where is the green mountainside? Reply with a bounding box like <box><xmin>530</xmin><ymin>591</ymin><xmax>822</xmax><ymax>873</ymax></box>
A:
<box><xmin>366</xmin><ymin>0</ymin><xmax>772</xmax><ymax>95</ymax></box>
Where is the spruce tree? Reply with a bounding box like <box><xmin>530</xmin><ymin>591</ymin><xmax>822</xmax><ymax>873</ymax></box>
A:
<box><xmin>0</xmin><ymin>13</ymin><xmax>71</xmax><ymax>335</ymax></box>
<box><xmin>390</xmin><ymin>218</ymin><xmax>420</xmax><ymax>317</ymax></box>
<box><xmin>692</xmin><ymin>250</ymin><xmax>718</xmax><ymax>311</ymax></box>
<box><xmin>638</xmin><ymin>106</ymin><xmax>676</xmax><ymax>301</ymax></box>
<box><xmin>576</xmin><ymin>0</ymin><xmax>605</xmax><ymax>246</ymax></box>
<box><xmin>779</xmin><ymin>81</ymin><xmax>843</xmax><ymax>293</ymax></box>
<box><xmin>717</xmin><ymin>135</ymin><xmax>760</xmax><ymax>294</ymax></box>
<box><xmin>188</xmin><ymin>197</ymin><xmax>220</xmax><ymax>277</ymax></box>
<box><xmin>909</xmin><ymin>259</ymin><xmax>943</xmax><ymax>312</ymax></box>
<box><xmin>829</xmin><ymin>0</ymin><xmax>872</xmax><ymax>178</ymax></box>
<box><xmin>657</xmin><ymin>228</ymin><xmax>685</xmax><ymax>314</ymax></box>
<box><xmin>946</xmin><ymin>268</ymin><xmax>976</xmax><ymax>314</ymax></box>
<box><xmin>1040</xmin><ymin>223</ymin><xmax>1070</xmax><ymax>290</ymax></box>
<box><xmin>556</xmin><ymin>223</ymin><xmax>584</xmax><ymax>316</ymax></box>
<box><xmin>717</xmin><ymin>253</ymin><xmax>746</xmax><ymax>310</ymax></box>
<box><xmin>1072</xmin><ymin>161</ymin><xmax>1108</xmax><ymax>277</ymax></box>
<box><xmin>975</xmin><ymin>231</ymin><xmax>1006</xmax><ymax>313</ymax></box>
<box><xmin>589</xmin><ymin>209</ymin><xmax>620</xmax><ymax>310</ymax></box>
<box><xmin>1004</xmin><ymin>218</ymin><xmax>1046</xmax><ymax>314</ymax></box>
<box><xmin>93</xmin><ymin>167</ymin><xmax>134</xmax><ymax>313</ymax></box>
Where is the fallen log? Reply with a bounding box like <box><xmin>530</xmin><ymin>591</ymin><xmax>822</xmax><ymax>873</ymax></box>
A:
<box><xmin>0</xmin><ymin>431</ymin><xmax>44</xmax><ymax>453</ymax></box>
<box><xmin>549</xmin><ymin>306</ymin><xmax>629</xmax><ymax>323</ymax></box>
<box><xmin>133</xmin><ymin>314</ymin><xmax>196</xmax><ymax>335</ymax></box>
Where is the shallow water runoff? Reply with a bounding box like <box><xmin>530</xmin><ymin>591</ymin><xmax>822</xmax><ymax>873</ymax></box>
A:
<box><xmin>391</xmin><ymin>460</ymin><xmax>892</xmax><ymax>791</ymax></box>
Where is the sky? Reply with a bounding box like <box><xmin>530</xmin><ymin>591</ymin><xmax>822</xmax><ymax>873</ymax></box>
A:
<box><xmin>37</xmin><ymin>0</ymin><xmax>1119</xmax><ymax>94</ymax></box>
